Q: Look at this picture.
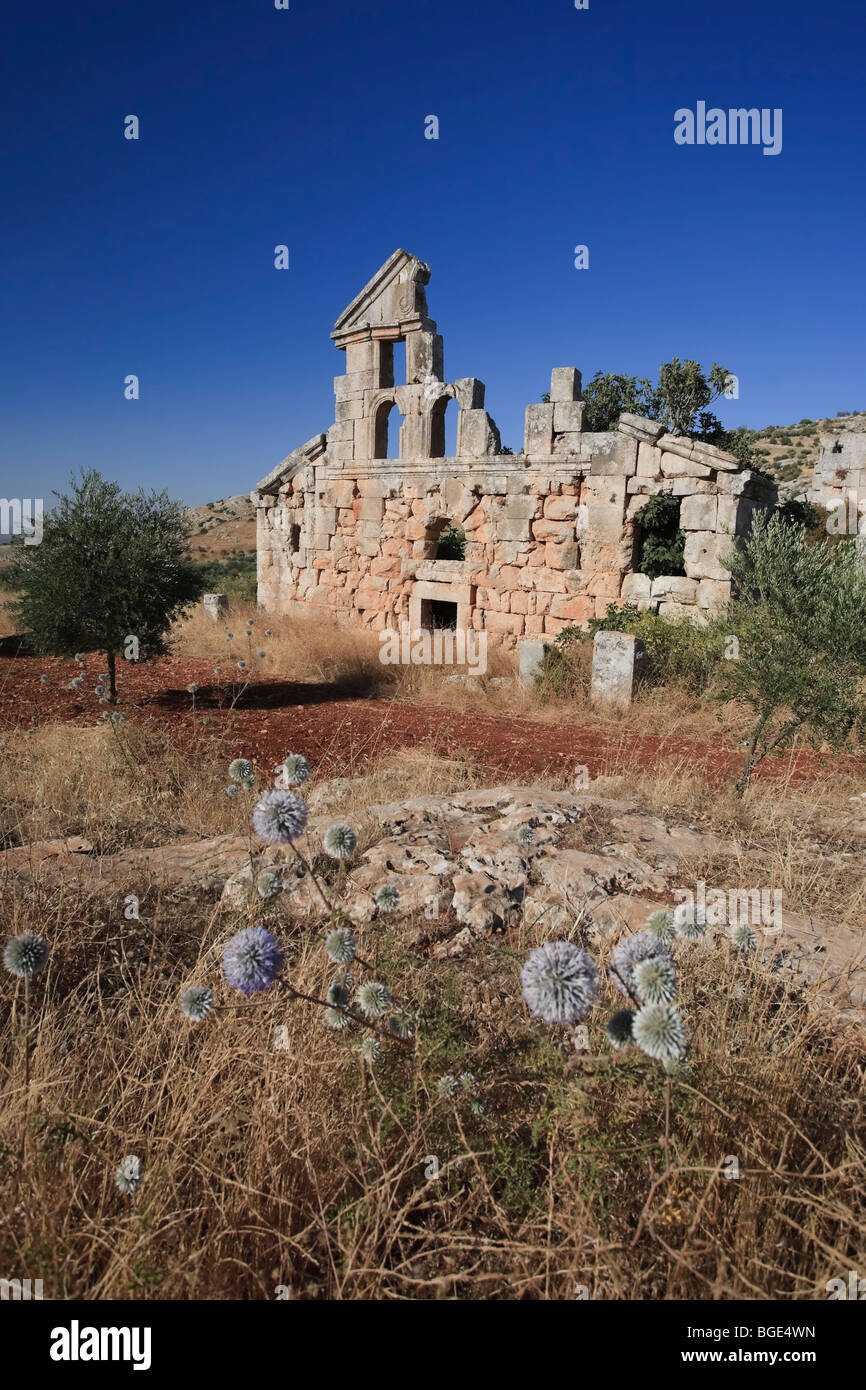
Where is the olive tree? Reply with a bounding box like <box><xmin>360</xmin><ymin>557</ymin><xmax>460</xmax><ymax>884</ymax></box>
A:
<box><xmin>716</xmin><ymin>512</ymin><xmax>866</xmax><ymax>792</ymax></box>
<box><xmin>2</xmin><ymin>469</ymin><xmax>205</xmax><ymax>701</ymax></box>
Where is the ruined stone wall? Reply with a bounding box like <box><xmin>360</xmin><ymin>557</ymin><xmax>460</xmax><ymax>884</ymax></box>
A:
<box><xmin>808</xmin><ymin>432</ymin><xmax>866</xmax><ymax>535</ymax></box>
<box><xmin>255</xmin><ymin>250</ymin><xmax>776</xmax><ymax>645</ymax></box>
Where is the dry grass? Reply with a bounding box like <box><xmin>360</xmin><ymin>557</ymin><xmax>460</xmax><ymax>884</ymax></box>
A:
<box><xmin>1</xmin><ymin>726</ymin><xmax>865</xmax><ymax>1299</ymax></box>
<box><xmin>175</xmin><ymin>600</ymin><xmax>750</xmax><ymax>741</ymax></box>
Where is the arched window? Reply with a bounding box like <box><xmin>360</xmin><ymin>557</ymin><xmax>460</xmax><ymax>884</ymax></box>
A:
<box><xmin>373</xmin><ymin>400</ymin><xmax>405</xmax><ymax>460</ymax></box>
<box><xmin>430</xmin><ymin>396</ymin><xmax>458</xmax><ymax>459</ymax></box>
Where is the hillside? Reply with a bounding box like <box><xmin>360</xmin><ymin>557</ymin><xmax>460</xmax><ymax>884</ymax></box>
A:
<box><xmin>748</xmin><ymin>409</ymin><xmax>866</xmax><ymax>496</ymax></box>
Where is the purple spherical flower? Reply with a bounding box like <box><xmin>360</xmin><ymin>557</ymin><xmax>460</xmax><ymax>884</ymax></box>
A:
<box><xmin>252</xmin><ymin>788</ymin><xmax>308</xmax><ymax>844</ymax></box>
<box><xmin>520</xmin><ymin>941</ymin><xmax>599</xmax><ymax>1026</ymax></box>
<box><xmin>221</xmin><ymin>926</ymin><xmax>285</xmax><ymax>995</ymax></box>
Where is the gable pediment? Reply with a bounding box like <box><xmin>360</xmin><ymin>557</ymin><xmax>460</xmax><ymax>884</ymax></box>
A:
<box><xmin>331</xmin><ymin>248</ymin><xmax>432</xmax><ymax>344</ymax></box>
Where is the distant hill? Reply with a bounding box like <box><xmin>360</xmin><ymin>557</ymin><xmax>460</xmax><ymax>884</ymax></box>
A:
<box><xmin>184</xmin><ymin>492</ymin><xmax>256</xmax><ymax>563</ymax></box>
<box><xmin>747</xmin><ymin>410</ymin><xmax>866</xmax><ymax>498</ymax></box>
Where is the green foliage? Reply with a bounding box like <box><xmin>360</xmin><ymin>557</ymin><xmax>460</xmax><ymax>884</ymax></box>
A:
<box><xmin>633</xmin><ymin>494</ymin><xmax>685</xmax><ymax>578</ymax></box>
<box><xmin>776</xmin><ymin>497</ymin><xmax>822</xmax><ymax>532</ymax></box>
<box><xmin>2</xmin><ymin>469</ymin><xmax>204</xmax><ymax>698</ymax></box>
<box><xmin>656</xmin><ymin>359</ymin><xmax>733</xmax><ymax>437</ymax></box>
<box><xmin>579</xmin><ymin>359</ymin><xmax>737</xmax><ymax>444</ymax></box>
<box><xmin>435</xmin><ymin>524</ymin><xmax>466</xmax><ymax>560</ymax></box>
<box><xmin>579</xmin><ymin>372</ymin><xmax>658</xmax><ymax>432</ymax></box>
<box><xmin>586</xmin><ymin>603</ymin><xmax>727</xmax><ymax>694</ymax></box>
<box><xmin>538</xmin><ymin>603</ymin><xmax>726</xmax><ymax>698</ymax></box>
<box><xmin>718</xmin><ymin>512</ymin><xmax>866</xmax><ymax>791</ymax></box>
<box><xmin>193</xmin><ymin>554</ymin><xmax>257</xmax><ymax>602</ymax></box>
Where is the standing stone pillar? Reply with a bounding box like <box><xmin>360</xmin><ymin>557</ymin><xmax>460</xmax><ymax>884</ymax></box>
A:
<box><xmin>203</xmin><ymin>594</ymin><xmax>229</xmax><ymax>621</ymax></box>
<box><xmin>590</xmin><ymin>631</ymin><xmax>648</xmax><ymax>710</ymax></box>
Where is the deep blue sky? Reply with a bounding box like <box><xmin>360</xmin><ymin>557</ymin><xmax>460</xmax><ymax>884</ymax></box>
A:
<box><xmin>1</xmin><ymin>0</ymin><xmax>863</xmax><ymax>507</ymax></box>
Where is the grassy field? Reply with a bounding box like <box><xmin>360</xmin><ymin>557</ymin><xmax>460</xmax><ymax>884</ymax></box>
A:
<box><xmin>1</xmin><ymin>671</ymin><xmax>864</xmax><ymax>1298</ymax></box>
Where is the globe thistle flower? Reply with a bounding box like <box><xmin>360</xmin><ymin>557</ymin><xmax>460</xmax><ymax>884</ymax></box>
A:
<box><xmin>374</xmin><ymin>883</ymin><xmax>400</xmax><ymax>913</ymax></box>
<box><xmin>458</xmin><ymin>1071</ymin><xmax>477</xmax><ymax>1095</ymax></box>
<box><xmin>633</xmin><ymin>954</ymin><xmax>678</xmax><ymax>1006</ymax></box>
<box><xmin>326</xmin><ymin>977</ymin><xmax>351</xmax><ymax>1009</ymax></box>
<box><xmin>325</xmin><ymin>927</ymin><xmax>356</xmax><ymax>965</ymax></box>
<box><xmin>252</xmin><ymin>789</ymin><xmax>308</xmax><ymax>844</ymax></box>
<box><xmin>673</xmin><ymin>903</ymin><xmax>706</xmax><ymax>941</ymax></box>
<box><xmin>3</xmin><ymin>933</ymin><xmax>49</xmax><ymax>978</ymax></box>
<box><xmin>520</xmin><ymin>941</ymin><xmax>599</xmax><ymax>1026</ymax></box>
<box><xmin>470</xmin><ymin>1100</ymin><xmax>485</xmax><ymax>1117</ymax></box>
<box><xmin>516</xmin><ymin>824</ymin><xmax>535</xmax><ymax>848</ymax></box>
<box><xmin>281</xmin><ymin>754</ymin><xmax>311</xmax><ymax>787</ymax></box>
<box><xmin>729</xmin><ymin>921</ymin><xmax>757</xmax><ymax>951</ymax></box>
<box><xmin>180</xmin><ymin>985</ymin><xmax>213</xmax><ymax>1022</ymax></box>
<box><xmin>221</xmin><ymin>926</ymin><xmax>284</xmax><ymax>995</ymax></box>
<box><xmin>110</xmin><ymin>712</ymin><xmax>124</xmax><ymax>725</ymax></box>
<box><xmin>74</xmin><ymin>653</ymin><xmax>84</xmax><ymax>663</ymax></box>
<box><xmin>69</xmin><ymin>675</ymin><xmax>83</xmax><ymax>690</ymax></box>
<box><xmin>605</xmin><ymin>1009</ymin><xmax>636</xmax><ymax>1049</ymax></box>
<box><xmin>265</xmin><ymin>629</ymin><xmax>272</xmax><ymax>637</ymax></box>
<box><xmin>324</xmin><ymin>1007</ymin><xmax>352</xmax><ymax>1031</ymax></box>
<box><xmin>360</xmin><ymin>1037</ymin><xmax>381</xmax><ymax>1064</ymax></box>
<box><xmin>187</xmin><ymin>683</ymin><xmax>198</xmax><ymax>695</ymax></box>
<box><xmin>323</xmin><ymin>823</ymin><xmax>357</xmax><ymax>860</ymax></box>
<box><xmin>257</xmin><ymin>650</ymin><xmax>266</xmax><ymax>660</ymax></box>
<box><xmin>115</xmin><ymin>1155</ymin><xmax>142</xmax><ymax>1196</ymax></box>
<box><xmin>646</xmin><ymin>909</ymin><xmax>676</xmax><ymax>944</ymax></box>
<box><xmin>609</xmin><ymin>931</ymin><xmax>673</xmax><ymax>1000</ymax></box>
<box><xmin>256</xmin><ymin>869</ymin><xmax>282</xmax><ymax>900</ymax></box>
<box><xmin>213</xmin><ymin>666</ymin><xmax>222</xmax><ymax>676</ymax></box>
<box><xmin>229</xmin><ymin>757</ymin><xmax>255</xmax><ymax>787</ymax></box>
<box><xmin>226</xmin><ymin>784</ymin><xmax>239</xmax><ymax>798</ymax></box>
<box><xmin>94</xmin><ymin>683</ymin><xmax>105</xmax><ymax>696</ymax></box>
<box><xmin>389</xmin><ymin>1009</ymin><xmax>416</xmax><ymax>1040</ymax></box>
<box><xmin>237</xmin><ymin>661</ymin><xmax>246</xmax><ymax>671</ymax></box>
<box><xmin>40</xmin><ymin>673</ymin><xmax>47</xmax><ymax>683</ymax></box>
<box><xmin>225</xmin><ymin>631</ymin><xmax>233</xmax><ymax>641</ymax></box>
<box><xmin>357</xmin><ymin>981</ymin><xmax>390</xmax><ymax>1019</ymax></box>
<box><xmin>632</xmin><ymin>1002</ymin><xmax>686</xmax><ymax>1064</ymax></box>
<box><xmin>437</xmin><ymin>1075</ymin><xmax>457</xmax><ymax>1099</ymax></box>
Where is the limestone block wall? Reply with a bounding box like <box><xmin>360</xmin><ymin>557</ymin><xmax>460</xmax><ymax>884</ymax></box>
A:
<box><xmin>254</xmin><ymin>249</ymin><xmax>777</xmax><ymax>647</ymax></box>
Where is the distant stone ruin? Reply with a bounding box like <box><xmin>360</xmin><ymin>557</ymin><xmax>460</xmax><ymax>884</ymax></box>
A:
<box><xmin>254</xmin><ymin>249</ymin><xmax>776</xmax><ymax>646</ymax></box>
<box><xmin>809</xmin><ymin>431</ymin><xmax>866</xmax><ymax>536</ymax></box>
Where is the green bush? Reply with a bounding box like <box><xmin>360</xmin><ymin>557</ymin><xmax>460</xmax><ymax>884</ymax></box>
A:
<box><xmin>633</xmin><ymin>495</ymin><xmax>686</xmax><ymax>579</ymax></box>
<box><xmin>435</xmin><ymin>524</ymin><xmax>466</xmax><ymax>560</ymax></box>
<box><xmin>719</xmin><ymin>513</ymin><xmax>866</xmax><ymax>791</ymax></box>
<box><xmin>587</xmin><ymin>603</ymin><xmax>727</xmax><ymax>694</ymax></box>
<box><xmin>193</xmin><ymin>555</ymin><xmax>257</xmax><ymax>602</ymax></box>
<box><xmin>536</xmin><ymin>603</ymin><xmax>727</xmax><ymax>699</ymax></box>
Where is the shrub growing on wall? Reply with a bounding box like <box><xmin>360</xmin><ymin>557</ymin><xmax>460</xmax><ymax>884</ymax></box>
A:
<box><xmin>633</xmin><ymin>495</ymin><xmax>686</xmax><ymax>578</ymax></box>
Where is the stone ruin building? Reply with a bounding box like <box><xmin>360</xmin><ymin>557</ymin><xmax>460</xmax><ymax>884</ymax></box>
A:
<box><xmin>254</xmin><ymin>249</ymin><xmax>777</xmax><ymax>646</ymax></box>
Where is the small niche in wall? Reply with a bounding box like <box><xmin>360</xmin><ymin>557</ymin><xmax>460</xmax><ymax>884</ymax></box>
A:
<box><xmin>289</xmin><ymin>523</ymin><xmax>301</xmax><ymax>553</ymax></box>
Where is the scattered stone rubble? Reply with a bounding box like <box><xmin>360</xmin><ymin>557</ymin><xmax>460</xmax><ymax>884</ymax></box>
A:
<box><xmin>4</xmin><ymin>785</ymin><xmax>863</xmax><ymax>1028</ymax></box>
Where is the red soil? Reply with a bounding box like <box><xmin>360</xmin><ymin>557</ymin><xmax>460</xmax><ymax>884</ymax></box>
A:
<box><xmin>1</xmin><ymin>646</ymin><xmax>862</xmax><ymax>790</ymax></box>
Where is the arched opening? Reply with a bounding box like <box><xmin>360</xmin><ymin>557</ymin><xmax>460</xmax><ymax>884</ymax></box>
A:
<box><xmin>374</xmin><ymin>400</ymin><xmax>405</xmax><ymax>460</ymax></box>
<box><xmin>430</xmin><ymin>395</ymin><xmax>458</xmax><ymax>459</ymax></box>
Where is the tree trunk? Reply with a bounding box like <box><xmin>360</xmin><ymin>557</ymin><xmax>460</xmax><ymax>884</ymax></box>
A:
<box><xmin>736</xmin><ymin>709</ymin><xmax>771</xmax><ymax>796</ymax></box>
<box><xmin>106</xmin><ymin>650</ymin><xmax>117</xmax><ymax>704</ymax></box>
